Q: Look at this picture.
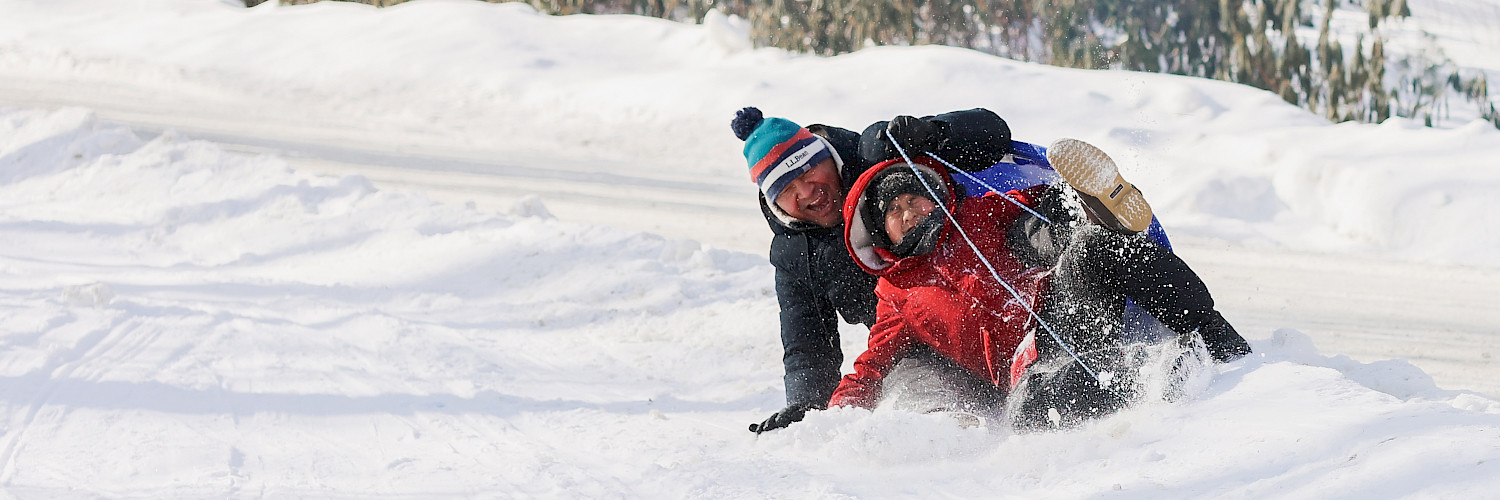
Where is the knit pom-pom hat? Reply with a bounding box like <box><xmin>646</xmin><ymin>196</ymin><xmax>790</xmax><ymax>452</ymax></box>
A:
<box><xmin>731</xmin><ymin>107</ymin><xmax>835</xmax><ymax>203</ymax></box>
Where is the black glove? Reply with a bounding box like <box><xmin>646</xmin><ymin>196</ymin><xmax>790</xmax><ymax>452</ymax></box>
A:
<box><xmin>885</xmin><ymin>115</ymin><xmax>941</xmax><ymax>155</ymax></box>
<box><xmin>1194</xmin><ymin>315</ymin><xmax>1252</xmax><ymax>363</ymax></box>
<box><xmin>1205</xmin><ymin>334</ymin><xmax>1252</xmax><ymax>363</ymax></box>
<box><xmin>748</xmin><ymin>403</ymin><xmax>817</xmax><ymax>434</ymax></box>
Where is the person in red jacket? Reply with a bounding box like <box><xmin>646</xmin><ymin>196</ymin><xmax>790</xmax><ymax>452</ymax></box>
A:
<box><xmin>828</xmin><ymin>139</ymin><xmax>1251</xmax><ymax>430</ymax></box>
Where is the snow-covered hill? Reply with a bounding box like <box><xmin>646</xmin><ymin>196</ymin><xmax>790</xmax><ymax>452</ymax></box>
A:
<box><xmin>1</xmin><ymin>0</ymin><xmax>1500</xmax><ymax>497</ymax></box>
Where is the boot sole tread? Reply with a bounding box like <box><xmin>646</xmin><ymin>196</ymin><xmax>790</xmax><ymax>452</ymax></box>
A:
<box><xmin>1047</xmin><ymin>139</ymin><xmax>1153</xmax><ymax>233</ymax></box>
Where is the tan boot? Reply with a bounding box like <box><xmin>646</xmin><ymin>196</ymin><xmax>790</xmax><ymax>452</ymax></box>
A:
<box><xmin>1046</xmin><ymin>139</ymin><xmax>1154</xmax><ymax>234</ymax></box>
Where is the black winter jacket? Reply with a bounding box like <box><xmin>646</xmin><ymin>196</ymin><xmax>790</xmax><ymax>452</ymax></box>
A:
<box><xmin>764</xmin><ymin>123</ymin><xmax>877</xmax><ymax>407</ymax></box>
<box><xmin>763</xmin><ymin>108</ymin><xmax>1013</xmax><ymax>408</ymax></box>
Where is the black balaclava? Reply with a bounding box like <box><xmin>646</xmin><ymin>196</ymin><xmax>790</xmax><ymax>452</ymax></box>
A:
<box><xmin>863</xmin><ymin>166</ymin><xmax>948</xmax><ymax>257</ymax></box>
<box><xmin>889</xmin><ymin>211</ymin><xmax>946</xmax><ymax>258</ymax></box>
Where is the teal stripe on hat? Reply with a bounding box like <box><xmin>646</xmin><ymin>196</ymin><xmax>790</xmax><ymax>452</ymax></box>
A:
<box><xmin>742</xmin><ymin>117</ymin><xmax>804</xmax><ymax>169</ymax></box>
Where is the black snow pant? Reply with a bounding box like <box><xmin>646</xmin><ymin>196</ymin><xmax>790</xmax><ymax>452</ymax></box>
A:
<box><xmin>1006</xmin><ymin>188</ymin><xmax>1251</xmax><ymax>430</ymax></box>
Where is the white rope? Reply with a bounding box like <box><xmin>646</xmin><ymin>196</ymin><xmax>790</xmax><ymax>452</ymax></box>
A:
<box><xmin>886</xmin><ymin>133</ymin><xmax>1100</xmax><ymax>381</ymax></box>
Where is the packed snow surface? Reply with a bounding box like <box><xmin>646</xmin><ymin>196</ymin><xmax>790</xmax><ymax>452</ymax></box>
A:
<box><xmin>0</xmin><ymin>0</ymin><xmax>1499</xmax><ymax>498</ymax></box>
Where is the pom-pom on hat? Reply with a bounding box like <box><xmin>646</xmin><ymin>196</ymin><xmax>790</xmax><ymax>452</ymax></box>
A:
<box><xmin>732</xmin><ymin>107</ymin><xmax>834</xmax><ymax>203</ymax></box>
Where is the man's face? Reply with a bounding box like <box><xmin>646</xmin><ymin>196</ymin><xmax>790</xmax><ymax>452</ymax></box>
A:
<box><xmin>883</xmin><ymin>193</ymin><xmax>937</xmax><ymax>245</ymax></box>
<box><xmin>773</xmin><ymin>158</ymin><xmax>844</xmax><ymax>227</ymax></box>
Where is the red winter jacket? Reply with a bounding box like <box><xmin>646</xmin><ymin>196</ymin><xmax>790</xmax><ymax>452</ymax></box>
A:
<box><xmin>829</xmin><ymin>157</ymin><xmax>1050</xmax><ymax>409</ymax></box>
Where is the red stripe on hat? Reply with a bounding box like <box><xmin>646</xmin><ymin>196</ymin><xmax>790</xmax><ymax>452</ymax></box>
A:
<box><xmin>749</xmin><ymin>128</ymin><xmax>817</xmax><ymax>182</ymax></box>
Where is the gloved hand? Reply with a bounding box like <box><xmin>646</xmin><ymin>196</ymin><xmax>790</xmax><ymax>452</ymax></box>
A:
<box><xmin>884</xmin><ymin>115</ymin><xmax>941</xmax><ymax>155</ymax></box>
<box><xmin>748</xmin><ymin>403</ymin><xmax>817</xmax><ymax>434</ymax></box>
<box><xmin>1195</xmin><ymin>316</ymin><xmax>1252</xmax><ymax>363</ymax></box>
<box><xmin>1205</xmin><ymin>335</ymin><xmax>1252</xmax><ymax>362</ymax></box>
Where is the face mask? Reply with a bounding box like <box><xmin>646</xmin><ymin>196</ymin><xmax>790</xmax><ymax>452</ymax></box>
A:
<box><xmin>890</xmin><ymin>211</ymin><xmax>946</xmax><ymax>258</ymax></box>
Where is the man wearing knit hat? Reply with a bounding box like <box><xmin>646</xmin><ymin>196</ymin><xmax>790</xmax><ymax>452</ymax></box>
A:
<box><xmin>730</xmin><ymin>107</ymin><xmax>1016</xmax><ymax>433</ymax></box>
<box><xmin>737</xmin><ymin>109</ymin><xmax>850</xmax><ymax>227</ymax></box>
